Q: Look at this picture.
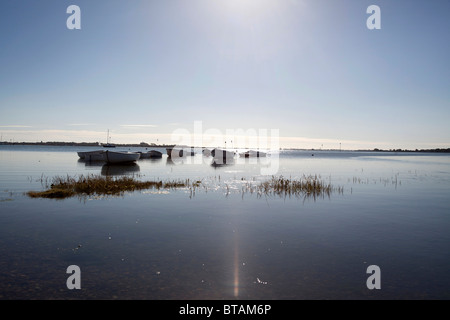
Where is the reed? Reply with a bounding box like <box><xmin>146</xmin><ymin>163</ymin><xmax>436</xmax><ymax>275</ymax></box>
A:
<box><xmin>254</xmin><ymin>175</ymin><xmax>343</xmax><ymax>199</ymax></box>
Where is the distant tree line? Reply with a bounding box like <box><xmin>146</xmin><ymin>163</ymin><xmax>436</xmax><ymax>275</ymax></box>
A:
<box><xmin>0</xmin><ymin>141</ymin><xmax>175</xmax><ymax>147</ymax></box>
<box><xmin>372</xmin><ymin>148</ymin><xmax>450</xmax><ymax>153</ymax></box>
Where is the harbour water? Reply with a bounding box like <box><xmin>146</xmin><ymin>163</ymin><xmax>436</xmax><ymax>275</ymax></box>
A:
<box><xmin>0</xmin><ymin>145</ymin><xmax>449</xmax><ymax>299</ymax></box>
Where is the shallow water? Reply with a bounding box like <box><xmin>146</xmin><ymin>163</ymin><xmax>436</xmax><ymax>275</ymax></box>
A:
<box><xmin>0</xmin><ymin>145</ymin><xmax>449</xmax><ymax>299</ymax></box>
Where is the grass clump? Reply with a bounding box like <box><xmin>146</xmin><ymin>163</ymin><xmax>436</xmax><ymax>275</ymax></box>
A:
<box><xmin>27</xmin><ymin>174</ymin><xmax>188</xmax><ymax>199</ymax></box>
<box><xmin>250</xmin><ymin>175</ymin><xmax>343</xmax><ymax>200</ymax></box>
<box><xmin>28</xmin><ymin>189</ymin><xmax>75</xmax><ymax>199</ymax></box>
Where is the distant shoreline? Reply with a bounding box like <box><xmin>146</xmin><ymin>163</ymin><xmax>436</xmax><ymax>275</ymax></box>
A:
<box><xmin>0</xmin><ymin>141</ymin><xmax>449</xmax><ymax>153</ymax></box>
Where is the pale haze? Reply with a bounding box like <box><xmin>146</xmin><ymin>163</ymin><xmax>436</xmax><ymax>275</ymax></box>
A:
<box><xmin>0</xmin><ymin>0</ymin><xmax>449</xmax><ymax>149</ymax></box>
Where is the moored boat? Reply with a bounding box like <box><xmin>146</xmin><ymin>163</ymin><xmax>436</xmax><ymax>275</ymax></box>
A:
<box><xmin>211</xmin><ymin>148</ymin><xmax>235</xmax><ymax>164</ymax></box>
<box><xmin>166</xmin><ymin>147</ymin><xmax>184</xmax><ymax>158</ymax></box>
<box><xmin>138</xmin><ymin>150</ymin><xmax>163</xmax><ymax>159</ymax></box>
<box><xmin>137</xmin><ymin>151</ymin><xmax>151</xmax><ymax>159</ymax></box>
<box><xmin>239</xmin><ymin>150</ymin><xmax>267</xmax><ymax>158</ymax></box>
<box><xmin>103</xmin><ymin>151</ymin><xmax>140</xmax><ymax>164</ymax></box>
<box><xmin>149</xmin><ymin>150</ymin><xmax>163</xmax><ymax>158</ymax></box>
<box><xmin>103</xmin><ymin>129</ymin><xmax>116</xmax><ymax>148</ymax></box>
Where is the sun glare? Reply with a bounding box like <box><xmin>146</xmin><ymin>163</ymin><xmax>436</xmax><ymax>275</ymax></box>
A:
<box><xmin>222</xmin><ymin>0</ymin><xmax>279</xmax><ymax>19</ymax></box>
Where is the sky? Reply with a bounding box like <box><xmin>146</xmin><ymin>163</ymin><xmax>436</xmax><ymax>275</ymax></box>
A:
<box><xmin>0</xmin><ymin>0</ymin><xmax>449</xmax><ymax>150</ymax></box>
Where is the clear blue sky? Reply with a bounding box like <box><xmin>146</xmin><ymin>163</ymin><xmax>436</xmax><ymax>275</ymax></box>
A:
<box><xmin>0</xmin><ymin>0</ymin><xmax>449</xmax><ymax>149</ymax></box>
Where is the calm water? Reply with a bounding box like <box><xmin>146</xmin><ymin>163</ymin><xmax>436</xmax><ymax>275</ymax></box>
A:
<box><xmin>0</xmin><ymin>145</ymin><xmax>449</xmax><ymax>299</ymax></box>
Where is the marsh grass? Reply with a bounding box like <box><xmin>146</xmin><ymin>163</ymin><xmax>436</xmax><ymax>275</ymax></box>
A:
<box><xmin>27</xmin><ymin>174</ymin><xmax>188</xmax><ymax>199</ymax></box>
<box><xmin>27</xmin><ymin>174</ymin><xmax>343</xmax><ymax>200</ymax></box>
<box><xmin>244</xmin><ymin>175</ymin><xmax>343</xmax><ymax>200</ymax></box>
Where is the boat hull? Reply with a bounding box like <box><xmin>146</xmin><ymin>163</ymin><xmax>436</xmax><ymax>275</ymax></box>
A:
<box><xmin>138</xmin><ymin>151</ymin><xmax>151</xmax><ymax>159</ymax></box>
<box><xmin>103</xmin><ymin>151</ymin><xmax>140</xmax><ymax>164</ymax></box>
<box><xmin>149</xmin><ymin>150</ymin><xmax>163</xmax><ymax>158</ymax></box>
<box><xmin>138</xmin><ymin>150</ymin><xmax>163</xmax><ymax>159</ymax></box>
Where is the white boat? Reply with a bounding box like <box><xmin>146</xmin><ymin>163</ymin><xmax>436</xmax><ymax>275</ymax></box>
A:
<box><xmin>166</xmin><ymin>147</ymin><xmax>184</xmax><ymax>158</ymax></box>
<box><xmin>103</xmin><ymin>129</ymin><xmax>116</xmax><ymax>148</ymax></box>
<box><xmin>78</xmin><ymin>150</ymin><xmax>105</xmax><ymax>161</ymax></box>
<box><xmin>211</xmin><ymin>148</ymin><xmax>235</xmax><ymax>164</ymax></box>
<box><xmin>103</xmin><ymin>151</ymin><xmax>140</xmax><ymax>164</ymax></box>
<box><xmin>239</xmin><ymin>150</ymin><xmax>267</xmax><ymax>158</ymax></box>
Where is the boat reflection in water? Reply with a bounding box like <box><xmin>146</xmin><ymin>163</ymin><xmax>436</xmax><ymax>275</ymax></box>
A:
<box><xmin>78</xmin><ymin>159</ymin><xmax>104</xmax><ymax>169</ymax></box>
<box><xmin>165</xmin><ymin>156</ymin><xmax>190</xmax><ymax>166</ymax></box>
<box><xmin>147</xmin><ymin>157</ymin><xmax>163</xmax><ymax>164</ymax></box>
<box><xmin>101</xmin><ymin>163</ymin><xmax>140</xmax><ymax>176</ymax></box>
<box><xmin>210</xmin><ymin>158</ymin><xmax>235</xmax><ymax>168</ymax></box>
